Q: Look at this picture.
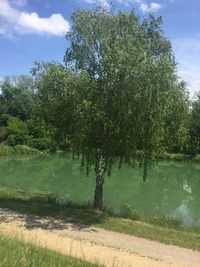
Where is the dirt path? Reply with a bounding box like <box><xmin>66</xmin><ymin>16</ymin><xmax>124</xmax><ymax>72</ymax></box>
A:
<box><xmin>0</xmin><ymin>209</ymin><xmax>200</xmax><ymax>267</ymax></box>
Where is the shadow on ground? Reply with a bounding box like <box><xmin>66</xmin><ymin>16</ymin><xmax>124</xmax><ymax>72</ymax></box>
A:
<box><xmin>0</xmin><ymin>197</ymin><xmax>107</xmax><ymax>232</ymax></box>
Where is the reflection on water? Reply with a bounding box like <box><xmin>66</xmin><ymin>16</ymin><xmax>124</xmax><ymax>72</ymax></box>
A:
<box><xmin>0</xmin><ymin>154</ymin><xmax>200</xmax><ymax>228</ymax></box>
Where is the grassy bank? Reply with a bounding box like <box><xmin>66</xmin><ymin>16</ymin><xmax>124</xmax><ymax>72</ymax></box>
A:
<box><xmin>0</xmin><ymin>187</ymin><xmax>199</xmax><ymax>251</ymax></box>
<box><xmin>0</xmin><ymin>144</ymin><xmax>41</xmax><ymax>156</ymax></box>
<box><xmin>0</xmin><ymin>234</ymin><xmax>101</xmax><ymax>267</ymax></box>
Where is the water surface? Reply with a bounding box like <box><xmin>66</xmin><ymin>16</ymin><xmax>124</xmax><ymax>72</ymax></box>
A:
<box><xmin>0</xmin><ymin>154</ymin><xmax>200</xmax><ymax>228</ymax></box>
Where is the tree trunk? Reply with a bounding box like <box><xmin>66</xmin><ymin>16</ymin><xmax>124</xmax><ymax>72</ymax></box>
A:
<box><xmin>93</xmin><ymin>155</ymin><xmax>105</xmax><ymax>210</ymax></box>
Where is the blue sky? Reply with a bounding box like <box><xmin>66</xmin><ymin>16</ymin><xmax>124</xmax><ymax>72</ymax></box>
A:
<box><xmin>0</xmin><ymin>0</ymin><xmax>199</xmax><ymax>96</ymax></box>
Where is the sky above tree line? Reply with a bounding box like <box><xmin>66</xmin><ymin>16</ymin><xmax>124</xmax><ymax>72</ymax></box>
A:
<box><xmin>0</xmin><ymin>0</ymin><xmax>199</xmax><ymax>96</ymax></box>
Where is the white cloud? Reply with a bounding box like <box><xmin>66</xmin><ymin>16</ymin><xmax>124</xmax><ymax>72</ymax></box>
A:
<box><xmin>116</xmin><ymin>0</ymin><xmax>142</xmax><ymax>6</ymax></box>
<box><xmin>140</xmin><ymin>2</ymin><xmax>162</xmax><ymax>13</ymax></box>
<box><xmin>84</xmin><ymin>0</ymin><xmax>110</xmax><ymax>9</ymax></box>
<box><xmin>0</xmin><ymin>0</ymin><xmax>18</xmax><ymax>21</ymax></box>
<box><xmin>0</xmin><ymin>0</ymin><xmax>70</xmax><ymax>37</ymax></box>
<box><xmin>82</xmin><ymin>0</ymin><xmax>163</xmax><ymax>13</ymax></box>
<box><xmin>81</xmin><ymin>0</ymin><xmax>163</xmax><ymax>12</ymax></box>
<box><xmin>16</xmin><ymin>12</ymin><xmax>69</xmax><ymax>35</ymax></box>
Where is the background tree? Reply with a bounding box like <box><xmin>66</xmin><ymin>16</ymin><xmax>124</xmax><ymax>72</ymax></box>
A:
<box><xmin>35</xmin><ymin>8</ymin><xmax>189</xmax><ymax>209</ymax></box>
<box><xmin>7</xmin><ymin>116</ymin><xmax>29</xmax><ymax>146</ymax></box>
<box><xmin>189</xmin><ymin>93</ymin><xmax>200</xmax><ymax>154</ymax></box>
<box><xmin>0</xmin><ymin>76</ymin><xmax>34</xmax><ymax>121</ymax></box>
<box><xmin>32</xmin><ymin>61</ymin><xmax>90</xmax><ymax>151</ymax></box>
<box><xmin>163</xmin><ymin>81</ymin><xmax>189</xmax><ymax>153</ymax></box>
<box><xmin>0</xmin><ymin>75</ymin><xmax>56</xmax><ymax>151</ymax></box>
<box><xmin>27</xmin><ymin>118</ymin><xmax>56</xmax><ymax>151</ymax></box>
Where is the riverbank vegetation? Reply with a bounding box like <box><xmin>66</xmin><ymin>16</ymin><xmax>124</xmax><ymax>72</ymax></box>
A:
<box><xmin>0</xmin><ymin>144</ymin><xmax>41</xmax><ymax>156</ymax></box>
<box><xmin>0</xmin><ymin>7</ymin><xmax>200</xmax><ymax>210</ymax></box>
<box><xmin>0</xmin><ymin>186</ymin><xmax>199</xmax><ymax>251</ymax></box>
<box><xmin>0</xmin><ymin>234</ymin><xmax>101</xmax><ymax>267</ymax></box>
<box><xmin>160</xmin><ymin>152</ymin><xmax>200</xmax><ymax>162</ymax></box>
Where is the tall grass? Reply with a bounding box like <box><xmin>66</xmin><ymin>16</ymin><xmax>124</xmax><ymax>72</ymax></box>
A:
<box><xmin>0</xmin><ymin>234</ymin><xmax>101</xmax><ymax>267</ymax></box>
<box><xmin>0</xmin><ymin>144</ymin><xmax>41</xmax><ymax>156</ymax></box>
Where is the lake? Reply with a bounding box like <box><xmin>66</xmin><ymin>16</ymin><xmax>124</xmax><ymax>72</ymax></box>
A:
<box><xmin>0</xmin><ymin>154</ymin><xmax>200</xmax><ymax>228</ymax></box>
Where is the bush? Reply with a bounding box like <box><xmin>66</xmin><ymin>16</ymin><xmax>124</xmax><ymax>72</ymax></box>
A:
<box><xmin>28</xmin><ymin>137</ymin><xmax>52</xmax><ymax>151</ymax></box>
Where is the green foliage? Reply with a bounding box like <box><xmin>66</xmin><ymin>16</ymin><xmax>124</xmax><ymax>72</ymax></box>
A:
<box><xmin>0</xmin><ymin>96</ymin><xmax>7</xmax><ymax>124</ymax></box>
<box><xmin>1</xmin><ymin>115</ymin><xmax>55</xmax><ymax>151</ymax></box>
<box><xmin>27</xmin><ymin>118</ymin><xmax>55</xmax><ymax>150</ymax></box>
<box><xmin>0</xmin><ymin>75</ymin><xmax>56</xmax><ymax>151</ymax></box>
<box><xmin>163</xmin><ymin>81</ymin><xmax>189</xmax><ymax>153</ymax></box>
<box><xmin>36</xmin><ymin>9</ymin><xmax>189</xmax><ymax>173</ymax></box>
<box><xmin>32</xmin><ymin>8</ymin><xmax>189</xmax><ymax>208</ymax></box>
<box><xmin>64</xmin><ymin>8</ymin><xmax>189</xmax><ymax>176</ymax></box>
<box><xmin>0</xmin><ymin>76</ymin><xmax>34</xmax><ymax>121</ymax></box>
<box><xmin>32</xmin><ymin>61</ymin><xmax>89</xmax><ymax>150</ymax></box>
<box><xmin>7</xmin><ymin>116</ymin><xmax>29</xmax><ymax>145</ymax></box>
<box><xmin>0</xmin><ymin>126</ymin><xmax>8</xmax><ymax>142</ymax></box>
<box><xmin>189</xmin><ymin>93</ymin><xmax>200</xmax><ymax>154</ymax></box>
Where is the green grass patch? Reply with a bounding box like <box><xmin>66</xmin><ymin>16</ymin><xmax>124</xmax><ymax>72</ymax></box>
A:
<box><xmin>0</xmin><ymin>234</ymin><xmax>101</xmax><ymax>267</ymax></box>
<box><xmin>96</xmin><ymin>217</ymin><xmax>200</xmax><ymax>251</ymax></box>
<box><xmin>0</xmin><ymin>186</ymin><xmax>200</xmax><ymax>251</ymax></box>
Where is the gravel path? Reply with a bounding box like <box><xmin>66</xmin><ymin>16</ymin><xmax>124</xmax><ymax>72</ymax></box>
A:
<box><xmin>0</xmin><ymin>208</ymin><xmax>200</xmax><ymax>267</ymax></box>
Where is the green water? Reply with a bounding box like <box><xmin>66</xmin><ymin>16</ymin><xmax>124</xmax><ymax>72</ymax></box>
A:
<box><xmin>0</xmin><ymin>154</ymin><xmax>200</xmax><ymax>228</ymax></box>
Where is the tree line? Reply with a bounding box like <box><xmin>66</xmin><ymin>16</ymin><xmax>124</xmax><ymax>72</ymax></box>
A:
<box><xmin>0</xmin><ymin>8</ymin><xmax>199</xmax><ymax>208</ymax></box>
